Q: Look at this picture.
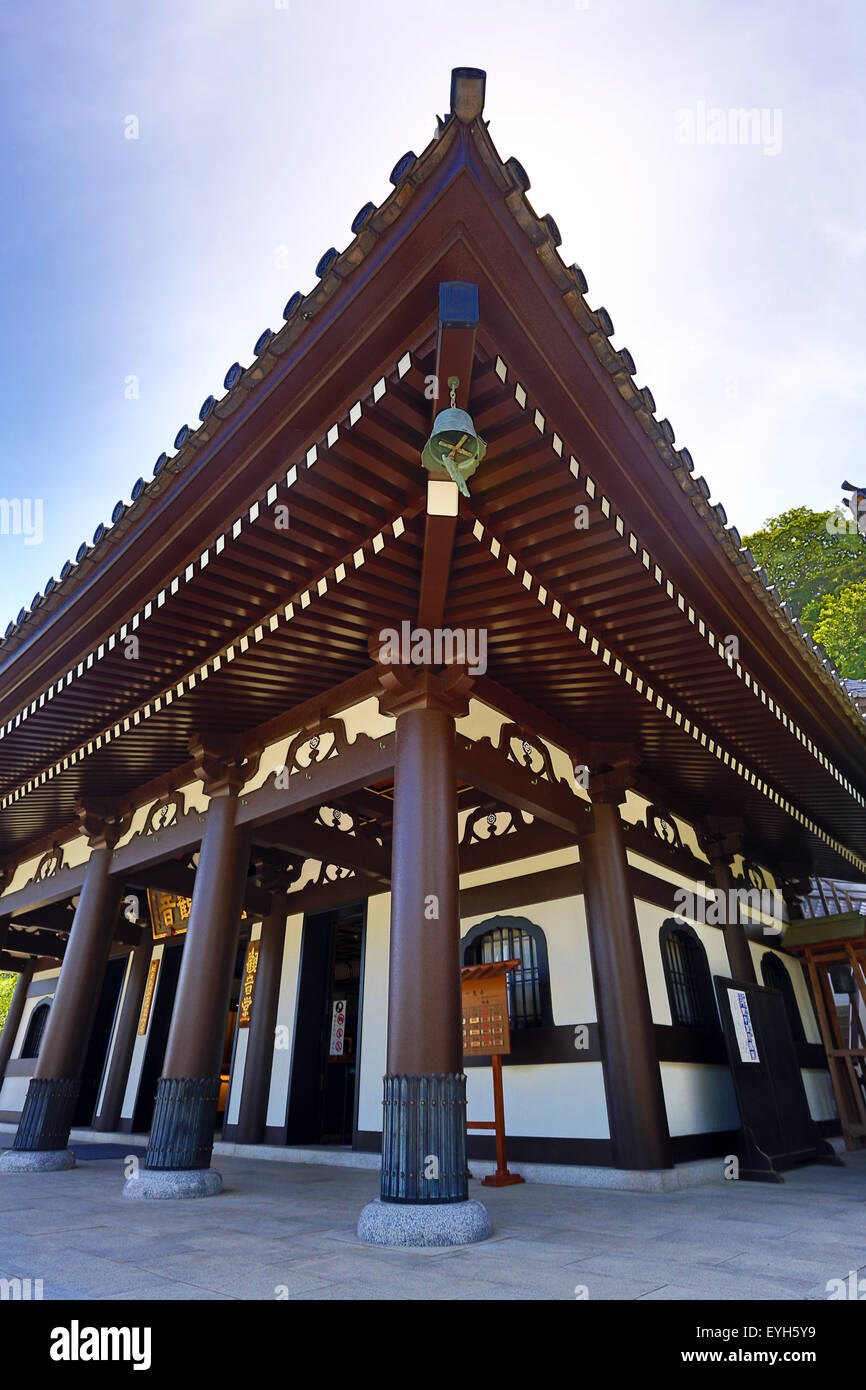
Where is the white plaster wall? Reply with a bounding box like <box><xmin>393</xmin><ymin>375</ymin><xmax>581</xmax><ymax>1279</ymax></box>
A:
<box><xmin>465</xmin><ymin>1063</ymin><xmax>609</xmax><ymax>1139</ymax></box>
<box><xmin>460</xmin><ymin>844</ymin><xmax>579</xmax><ymax>892</ymax></box>
<box><xmin>120</xmin><ymin>943</ymin><xmax>164</xmax><ymax>1122</ymax></box>
<box><xmin>265</xmin><ymin>913</ymin><xmax>304</xmax><ymax>1130</ymax></box>
<box><xmin>660</xmin><ymin>1063</ymin><xmax>739</xmax><ymax>1136</ymax></box>
<box><xmin>357</xmin><ymin>878</ymin><xmax>606</xmax><ymax>1142</ymax></box>
<box><xmin>0</xmin><ymin>1077</ymin><xmax>31</xmax><ymax>1112</ymax></box>
<box><xmin>357</xmin><ymin>892</ymin><xmax>390</xmax><ymax>1134</ymax></box>
<box><xmin>635</xmin><ymin>897</ymin><xmax>676</xmax><ymax>1026</ymax></box>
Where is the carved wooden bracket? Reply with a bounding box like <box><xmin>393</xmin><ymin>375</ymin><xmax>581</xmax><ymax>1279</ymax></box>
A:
<box><xmin>375</xmin><ymin>663</ymin><xmax>474</xmax><ymax>718</ymax></box>
<box><xmin>74</xmin><ymin>803</ymin><xmax>131</xmax><ymax>851</ymax></box>
<box><xmin>189</xmin><ymin>734</ymin><xmax>261</xmax><ymax>797</ymax></box>
<box><xmin>250</xmin><ymin>847</ymin><xmax>304</xmax><ymax>895</ymax></box>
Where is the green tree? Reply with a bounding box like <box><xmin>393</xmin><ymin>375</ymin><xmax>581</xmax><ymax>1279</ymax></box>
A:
<box><xmin>813</xmin><ymin>581</ymin><xmax>866</xmax><ymax>679</ymax></box>
<box><xmin>743</xmin><ymin>506</ymin><xmax>866</xmax><ymax>630</ymax></box>
<box><xmin>0</xmin><ymin>972</ymin><xmax>16</xmax><ymax>1034</ymax></box>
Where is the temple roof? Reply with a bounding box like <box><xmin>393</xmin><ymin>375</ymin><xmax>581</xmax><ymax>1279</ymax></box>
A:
<box><xmin>1</xmin><ymin>68</ymin><xmax>865</xmax><ymax>880</ymax></box>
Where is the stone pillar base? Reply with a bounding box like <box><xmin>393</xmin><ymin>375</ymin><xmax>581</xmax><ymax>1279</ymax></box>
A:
<box><xmin>0</xmin><ymin>1148</ymin><xmax>75</xmax><ymax>1172</ymax></box>
<box><xmin>123</xmin><ymin>1168</ymin><xmax>222</xmax><ymax>1200</ymax></box>
<box><xmin>358</xmin><ymin>1197</ymin><xmax>491</xmax><ymax>1247</ymax></box>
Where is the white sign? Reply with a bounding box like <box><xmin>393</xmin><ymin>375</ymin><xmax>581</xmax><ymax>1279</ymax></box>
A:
<box><xmin>329</xmin><ymin>999</ymin><xmax>347</xmax><ymax>1056</ymax></box>
<box><xmin>728</xmin><ymin>988</ymin><xmax>760</xmax><ymax>1063</ymax></box>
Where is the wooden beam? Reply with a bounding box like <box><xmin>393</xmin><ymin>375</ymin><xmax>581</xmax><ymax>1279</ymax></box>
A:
<box><xmin>236</xmin><ymin>732</ymin><xmax>395</xmax><ymax>832</ymax></box>
<box><xmin>125</xmin><ymin>860</ymin><xmax>273</xmax><ymax>918</ymax></box>
<box><xmin>254</xmin><ymin>818</ymin><xmax>390</xmax><ymax>883</ymax></box>
<box><xmin>454</xmin><ymin>734</ymin><xmax>587</xmax><ymax>835</ymax></box>
<box><xmin>3</xmin><ymin>928</ymin><xmax>66</xmax><ymax>960</ymax></box>
<box><xmin>11</xmin><ymin>901</ymin><xmax>77</xmax><ymax>934</ymax></box>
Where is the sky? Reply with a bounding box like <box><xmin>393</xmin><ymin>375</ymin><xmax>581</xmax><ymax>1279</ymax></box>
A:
<box><xmin>0</xmin><ymin>0</ymin><xmax>864</xmax><ymax>630</ymax></box>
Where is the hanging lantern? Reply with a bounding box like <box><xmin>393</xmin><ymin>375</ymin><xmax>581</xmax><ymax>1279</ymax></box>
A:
<box><xmin>421</xmin><ymin>377</ymin><xmax>487</xmax><ymax>497</ymax></box>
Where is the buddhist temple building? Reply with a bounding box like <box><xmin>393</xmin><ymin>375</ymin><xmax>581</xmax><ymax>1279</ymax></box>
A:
<box><xmin>1</xmin><ymin>68</ymin><xmax>864</xmax><ymax>1241</ymax></box>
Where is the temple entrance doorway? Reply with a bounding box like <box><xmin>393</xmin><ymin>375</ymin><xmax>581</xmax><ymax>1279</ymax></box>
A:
<box><xmin>72</xmin><ymin>955</ymin><xmax>127</xmax><ymax>1128</ymax></box>
<box><xmin>286</xmin><ymin>901</ymin><xmax>366</xmax><ymax>1145</ymax></box>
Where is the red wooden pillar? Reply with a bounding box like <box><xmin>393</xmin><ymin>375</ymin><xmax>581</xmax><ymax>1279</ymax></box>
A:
<box><xmin>702</xmin><ymin>818</ymin><xmax>757</xmax><ymax>984</ymax></box>
<box><xmin>1</xmin><ymin>807</ymin><xmax>125</xmax><ymax>1169</ymax></box>
<box><xmin>125</xmin><ymin>738</ymin><xmax>254</xmax><ymax>1198</ymax></box>
<box><xmin>373</xmin><ymin>666</ymin><xmax>480</xmax><ymax>1210</ymax></box>
<box><xmin>580</xmin><ymin>770</ymin><xmax>673</xmax><ymax>1170</ymax></box>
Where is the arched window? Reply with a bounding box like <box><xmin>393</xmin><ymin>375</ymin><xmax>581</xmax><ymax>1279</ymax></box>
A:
<box><xmin>660</xmin><ymin>921</ymin><xmax>719</xmax><ymax>1030</ymax></box>
<box><xmin>20</xmin><ymin>1001</ymin><xmax>50</xmax><ymax>1059</ymax></box>
<box><xmin>462</xmin><ymin>916</ymin><xmax>553</xmax><ymax>1030</ymax></box>
<box><xmin>760</xmin><ymin>952</ymin><xmax>806</xmax><ymax>1045</ymax></box>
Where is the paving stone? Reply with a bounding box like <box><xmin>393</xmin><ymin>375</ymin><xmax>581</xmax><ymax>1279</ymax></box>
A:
<box><xmin>0</xmin><ymin>1148</ymin><xmax>863</xmax><ymax>1300</ymax></box>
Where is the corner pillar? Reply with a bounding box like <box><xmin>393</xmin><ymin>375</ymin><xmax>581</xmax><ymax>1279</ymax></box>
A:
<box><xmin>358</xmin><ymin>665</ymin><xmax>490</xmax><ymax>1246</ymax></box>
<box><xmin>580</xmin><ymin>767</ymin><xmax>673</xmax><ymax>1170</ymax></box>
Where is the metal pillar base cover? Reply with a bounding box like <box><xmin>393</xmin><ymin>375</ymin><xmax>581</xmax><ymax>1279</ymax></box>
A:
<box><xmin>11</xmin><ymin>1077</ymin><xmax>80</xmax><ymax>1153</ymax></box>
<box><xmin>144</xmin><ymin>1076</ymin><xmax>220</xmax><ymax>1171</ymax></box>
<box><xmin>380</xmin><ymin>1073</ymin><xmax>469</xmax><ymax>1204</ymax></box>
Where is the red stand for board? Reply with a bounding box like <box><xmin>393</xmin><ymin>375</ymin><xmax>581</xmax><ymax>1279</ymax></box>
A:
<box><xmin>462</xmin><ymin>962</ymin><xmax>524</xmax><ymax>1187</ymax></box>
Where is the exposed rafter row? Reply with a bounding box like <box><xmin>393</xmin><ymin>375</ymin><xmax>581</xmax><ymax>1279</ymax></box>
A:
<box><xmin>489</xmin><ymin>353</ymin><xmax>866</xmax><ymax>812</ymax></box>
<box><xmin>0</xmin><ymin>514</ymin><xmax>408</xmax><ymax>812</ymax></box>
<box><xmin>469</xmin><ymin>518</ymin><xmax>866</xmax><ymax>876</ymax></box>
<box><xmin>0</xmin><ymin>354</ymin><xmax>414</xmax><ymax>746</ymax></box>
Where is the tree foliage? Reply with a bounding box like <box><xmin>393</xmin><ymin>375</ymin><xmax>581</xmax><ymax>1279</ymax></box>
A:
<box><xmin>0</xmin><ymin>973</ymin><xmax>16</xmax><ymax>1035</ymax></box>
<box><xmin>813</xmin><ymin>581</ymin><xmax>866</xmax><ymax>679</ymax></box>
<box><xmin>742</xmin><ymin>507</ymin><xmax>866</xmax><ymax>631</ymax></box>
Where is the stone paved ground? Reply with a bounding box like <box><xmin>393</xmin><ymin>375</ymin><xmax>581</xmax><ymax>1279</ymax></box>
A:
<box><xmin>0</xmin><ymin>1148</ymin><xmax>864</xmax><ymax>1301</ymax></box>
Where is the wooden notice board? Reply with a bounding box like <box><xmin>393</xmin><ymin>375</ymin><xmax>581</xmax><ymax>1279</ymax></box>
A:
<box><xmin>137</xmin><ymin>960</ymin><xmax>160</xmax><ymax>1036</ymax></box>
<box><xmin>461</xmin><ymin>959</ymin><xmax>523</xmax><ymax>1187</ymax></box>
<box><xmin>146</xmin><ymin>889</ymin><xmax>192</xmax><ymax>939</ymax></box>
<box><xmin>461</xmin><ymin>965</ymin><xmax>516</xmax><ymax>1057</ymax></box>
<box><xmin>238</xmin><ymin>940</ymin><xmax>260</xmax><ymax>1028</ymax></box>
<box><xmin>713</xmin><ymin>974</ymin><xmax>843</xmax><ymax>1181</ymax></box>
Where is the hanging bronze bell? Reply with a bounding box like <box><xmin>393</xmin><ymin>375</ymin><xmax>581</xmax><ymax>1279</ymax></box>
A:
<box><xmin>421</xmin><ymin>406</ymin><xmax>487</xmax><ymax>498</ymax></box>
